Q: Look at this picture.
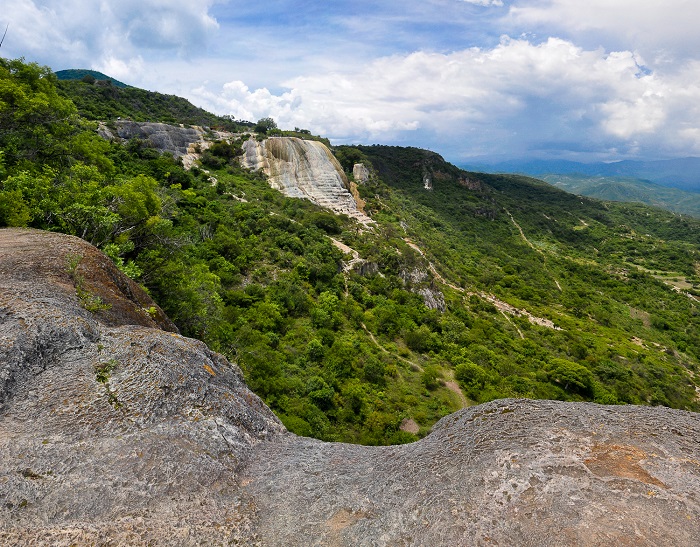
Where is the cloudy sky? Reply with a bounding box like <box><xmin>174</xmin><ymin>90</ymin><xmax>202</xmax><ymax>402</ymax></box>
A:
<box><xmin>3</xmin><ymin>0</ymin><xmax>699</xmax><ymax>162</ymax></box>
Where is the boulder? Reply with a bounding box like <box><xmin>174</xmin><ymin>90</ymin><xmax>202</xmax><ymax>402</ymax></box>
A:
<box><xmin>1</xmin><ymin>229</ymin><xmax>699</xmax><ymax>545</ymax></box>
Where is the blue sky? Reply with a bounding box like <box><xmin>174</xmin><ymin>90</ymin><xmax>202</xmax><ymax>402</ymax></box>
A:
<box><xmin>4</xmin><ymin>1</ymin><xmax>700</xmax><ymax>163</ymax></box>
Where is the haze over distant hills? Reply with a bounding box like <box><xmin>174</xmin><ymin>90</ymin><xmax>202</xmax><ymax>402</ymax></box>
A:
<box><xmin>461</xmin><ymin>157</ymin><xmax>700</xmax><ymax>218</ymax></box>
<box><xmin>462</xmin><ymin>157</ymin><xmax>700</xmax><ymax>193</ymax></box>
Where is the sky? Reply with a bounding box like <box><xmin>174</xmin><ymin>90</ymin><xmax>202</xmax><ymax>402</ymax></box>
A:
<box><xmin>3</xmin><ymin>0</ymin><xmax>700</xmax><ymax>163</ymax></box>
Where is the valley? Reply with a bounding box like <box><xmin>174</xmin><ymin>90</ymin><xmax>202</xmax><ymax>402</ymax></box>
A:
<box><xmin>2</xmin><ymin>54</ymin><xmax>700</xmax><ymax>546</ymax></box>
<box><xmin>1</xmin><ymin>58</ymin><xmax>700</xmax><ymax>447</ymax></box>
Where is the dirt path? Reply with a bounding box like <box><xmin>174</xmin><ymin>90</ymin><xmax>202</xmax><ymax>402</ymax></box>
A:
<box><xmin>360</xmin><ymin>323</ymin><xmax>424</xmax><ymax>371</ymax></box>
<box><xmin>329</xmin><ymin>237</ymin><xmax>359</xmax><ymax>260</ymax></box>
<box><xmin>505</xmin><ymin>209</ymin><xmax>539</xmax><ymax>253</ymax></box>
<box><xmin>329</xmin><ymin>237</ymin><xmax>364</xmax><ymax>296</ymax></box>
<box><xmin>404</xmin><ymin>236</ymin><xmax>561</xmax><ymax>332</ymax></box>
<box><xmin>362</xmin><ymin>322</ymin><xmax>468</xmax><ymax>410</ymax></box>
<box><xmin>443</xmin><ymin>370</ymin><xmax>470</xmax><ymax>409</ymax></box>
<box><xmin>497</xmin><ymin>310</ymin><xmax>525</xmax><ymax>339</ymax></box>
<box><xmin>505</xmin><ymin>209</ymin><xmax>564</xmax><ymax>294</ymax></box>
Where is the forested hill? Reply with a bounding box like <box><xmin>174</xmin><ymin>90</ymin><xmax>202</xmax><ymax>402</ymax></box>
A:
<box><xmin>1</xmin><ymin>57</ymin><xmax>699</xmax><ymax>446</ymax></box>
<box><xmin>56</xmin><ymin>74</ymin><xmax>252</xmax><ymax>131</ymax></box>
<box><xmin>55</xmin><ymin>69</ymin><xmax>130</xmax><ymax>88</ymax></box>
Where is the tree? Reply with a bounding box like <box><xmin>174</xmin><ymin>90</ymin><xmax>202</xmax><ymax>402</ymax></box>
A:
<box><xmin>254</xmin><ymin>117</ymin><xmax>277</xmax><ymax>134</ymax></box>
<box><xmin>546</xmin><ymin>358</ymin><xmax>594</xmax><ymax>396</ymax></box>
<box><xmin>0</xmin><ymin>58</ymin><xmax>80</xmax><ymax>172</ymax></box>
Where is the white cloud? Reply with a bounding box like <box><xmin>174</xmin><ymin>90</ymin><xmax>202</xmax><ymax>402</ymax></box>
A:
<box><xmin>95</xmin><ymin>55</ymin><xmax>146</xmax><ymax>83</ymax></box>
<box><xmin>190</xmin><ymin>36</ymin><xmax>700</xmax><ymax>159</ymax></box>
<box><xmin>2</xmin><ymin>1</ymin><xmax>219</xmax><ymax>70</ymax></box>
<box><xmin>4</xmin><ymin>0</ymin><xmax>700</xmax><ymax>160</ymax></box>
<box><xmin>508</xmin><ymin>0</ymin><xmax>700</xmax><ymax>61</ymax></box>
<box><xmin>193</xmin><ymin>38</ymin><xmax>700</xmax><ymax>155</ymax></box>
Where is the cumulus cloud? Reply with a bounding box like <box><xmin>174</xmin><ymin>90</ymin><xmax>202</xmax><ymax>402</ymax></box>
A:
<box><xmin>2</xmin><ymin>0</ymin><xmax>219</xmax><ymax>72</ymax></box>
<box><xmin>191</xmin><ymin>36</ymin><xmax>700</xmax><ymax>159</ymax></box>
<box><xmin>507</xmin><ymin>0</ymin><xmax>700</xmax><ymax>61</ymax></box>
<box><xmin>4</xmin><ymin>0</ymin><xmax>699</xmax><ymax>160</ymax></box>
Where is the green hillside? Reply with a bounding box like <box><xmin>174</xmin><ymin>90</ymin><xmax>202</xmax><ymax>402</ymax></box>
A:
<box><xmin>55</xmin><ymin>69</ymin><xmax>130</xmax><ymax>88</ymax></box>
<box><xmin>56</xmin><ymin>76</ymin><xmax>252</xmax><ymax>131</ymax></box>
<box><xmin>542</xmin><ymin>174</ymin><xmax>700</xmax><ymax>218</ymax></box>
<box><xmin>2</xmin><ymin>57</ymin><xmax>699</xmax><ymax>445</ymax></box>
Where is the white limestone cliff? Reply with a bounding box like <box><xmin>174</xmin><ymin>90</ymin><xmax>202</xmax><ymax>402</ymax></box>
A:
<box><xmin>242</xmin><ymin>137</ymin><xmax>372</xmax><ymax>224</ymax></box>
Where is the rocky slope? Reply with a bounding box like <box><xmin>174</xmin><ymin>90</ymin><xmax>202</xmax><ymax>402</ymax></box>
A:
<box><xmin>98</xmin><ymin>123</ymin><xmax>372</xmax><ymax>223</ymax></box>
<box><xmin>242</xmin><ymin>137</ymin><xmax>372</xmax><ymax>224</ymax></box>
<box><xmin>99</xmin><ymin>121</ymin><xmax>206</xmax><ymax>158</ymax></box>
<box><xmin>1</xmin><ymin>229</ymin><xmax>699</xmax><ymax>546</ymax></box>
<box><xmin>98</xmin><ymin>120</ymin><xmax>236</xmax><ymax>169</ymax></box>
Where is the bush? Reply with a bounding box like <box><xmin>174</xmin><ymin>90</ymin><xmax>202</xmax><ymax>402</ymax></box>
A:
<box><xmin>546</xmin><ymin>358</ymin><xmax>594</xmax><ymax>396</ymax></box>
<box><xmin>421</xmin><ymin>366</ymin><xmax>440</xmax><ymax>390</ymax></box>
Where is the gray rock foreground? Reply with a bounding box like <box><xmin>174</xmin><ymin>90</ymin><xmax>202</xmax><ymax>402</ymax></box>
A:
<box><xmin>0</xmin><ymin>228</ymin><xmax>699</xmax><ymax>546</ymax></box>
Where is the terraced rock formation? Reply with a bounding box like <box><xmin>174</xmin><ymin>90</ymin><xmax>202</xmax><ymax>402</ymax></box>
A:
<box><xmin>1</xmin><ymin>229</ymin><xmax>699</xmax><ymax>546</ymax></box>
<box><xmin>242</xmin><ymin>137</ymin><xmax>372</xmax><ymax>224</ymax></box>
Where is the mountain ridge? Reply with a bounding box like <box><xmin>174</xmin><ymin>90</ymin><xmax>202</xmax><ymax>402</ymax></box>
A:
<box><xmin>55</xmin><ymin>68</ymin><xmax>130</xmax><ymax>88</ymax></box>
<box><xmin>464</xmin><ymin>156</ymin><xmax>700</xmax><ymax>192</ymax></box>
<box><xmin>3</xmin><ymin>56</ymin><xmax>700</xmax><ymax>448</ymax></box>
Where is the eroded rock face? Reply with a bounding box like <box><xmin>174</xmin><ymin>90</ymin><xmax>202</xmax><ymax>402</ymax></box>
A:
<box><xmin>246</xmin><ymin>399</ymin><xmax>700</xmax><ymax>546</ymax></box>
<box><xmin>353</xmin><ymin>163</ymin><xmax>370</xmax><ymax>183</ymax></box>
<box><xmin>242</xmin><ymin>137</ymin><xmax>372</xmax><ymax>224</ymax></box>
<box><xmin>1</xmin><ymin>229</ymin><xmax>699</xmax><ymax>546</ymax></box>
<box><xmin>109</xmin><ymin>121</ymin><xmax>206</xmax><ymax>158</ymax></box>
<box><xmin>0</xmin><ymin>229</ymin><xmax>285</xmax><ymax>545</ymax></box>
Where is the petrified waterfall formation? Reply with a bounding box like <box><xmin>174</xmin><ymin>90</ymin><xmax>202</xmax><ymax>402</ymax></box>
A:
<box><xmin>242</xmin><ymin>137</ymin><xmax>372</xmax><ymax>224</ymax></box>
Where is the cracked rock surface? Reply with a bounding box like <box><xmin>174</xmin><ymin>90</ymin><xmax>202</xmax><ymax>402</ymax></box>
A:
<box><xmin>1</xmin><ymin>228</ymin><xmax>699</xmax><ymax>546</ymax></box>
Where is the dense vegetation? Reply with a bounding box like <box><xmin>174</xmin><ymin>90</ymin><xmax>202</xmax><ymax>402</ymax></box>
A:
<box><xmin>56</xmin><ymin>78</ymin><xmax>252</xmax><ymax>131</ymax></box>
<box><xmin>55</xmin><ymin>69</ymin><xmax>130</xmax><ymax>88</ymax></box>
<box><xmin>2</xmin><ymin>58</ymin><xmax>699</xmax><ymax>446</ymax></box>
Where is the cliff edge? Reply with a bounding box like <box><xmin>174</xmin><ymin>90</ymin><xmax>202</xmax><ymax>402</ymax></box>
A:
<box><xmin>1</xmin><ymin>229</ymin><xmax>699</xmax><ymax>546</ymax></box>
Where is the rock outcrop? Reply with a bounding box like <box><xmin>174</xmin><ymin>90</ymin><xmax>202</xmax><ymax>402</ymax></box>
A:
<box><xmin>97</xmin><ymin>125</ymin><xmax>372</xmax><ymax>223</ymax></box>
<box><xmin>242</xmin><ymin>137</ymin><xmax>372</xmax><ymax>224</ymax></box>
<box><xmin>1</xmin><ymin>229</ymin><xmax>700</xmax><ymax>546</ymax></box>
<box><xmin>100</xmin><ymin>121</ymin><xmax>206</xmax><ymax>158</ymax></box>
<box><xmin>353</xmin><ymin>163</ymin><xmax>370</xmax><ymax>183</ymax></box>
<box><xmin>98</xmin><ymin>121</ymin><xmax>238</xmax><ymax>169</ymax></box>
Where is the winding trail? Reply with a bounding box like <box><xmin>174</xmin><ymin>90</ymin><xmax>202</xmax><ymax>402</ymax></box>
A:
<box><xmin>505</xmin><ymin>208</ymin><xmax>563</xmax><ymax>293</ymax></box>
<box><xmin>443</xmin><ymin>370</ymin><xmax>470</xmax><ymax>409</ymax></box>
<box><xmin>506</xmin><ymin>209</ymin><xmax>539</xmax><ymax>254</ymax></box>
<box><xmin>361</xmin><ymin>323</ymin><xmax>469</xmax><ymax>410</ymax></box>
<box><xmin>360</xmin><ymin>322</ymin><xmax>424</xmax><ymax>371</ymax></box>
<box><xmin>405</xmin><ymin>236</ymin><xmax>561</xmax><ymax>332</ymax></box>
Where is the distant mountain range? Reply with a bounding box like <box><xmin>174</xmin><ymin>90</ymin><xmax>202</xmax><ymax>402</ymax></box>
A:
<box><xmin>537</xmin><ymin>174</ymin><xmax>700</xmax><ymax>218</ymax></box>
<box><xmin>462</xmin><ymin>157</ymin><xmax>700</xmax><ymax>193</ymax></box>
<box><xmin>55</xmin><ymin>69</ymin><xmax>130</xmax><ymax>88</ymax></box>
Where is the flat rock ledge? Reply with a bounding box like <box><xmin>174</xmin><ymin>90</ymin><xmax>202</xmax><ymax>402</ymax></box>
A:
<box><xmin>1</xmin><ymin>229</ymin><xmax>699</xmax><ymax>546</ymax></box>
